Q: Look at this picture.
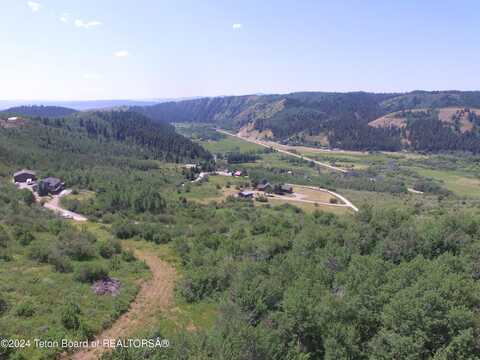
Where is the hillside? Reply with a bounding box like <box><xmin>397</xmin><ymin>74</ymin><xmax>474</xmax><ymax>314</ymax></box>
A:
<box><xmin>0</xmin><ymin>110</ymin><xmax>211</xmax><ymax>172</ymax></box>
<box><xmin>1</xmin><ymin>105</ymin><xmax>78</xmax><ymax>118</ymax></box>
<box><xmin>133</xmin><ymin>91</ymin><xmax>480</xmax><ymax>153</ymax></box>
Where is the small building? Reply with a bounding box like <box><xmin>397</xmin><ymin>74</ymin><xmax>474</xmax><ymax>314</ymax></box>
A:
<box><xmin>238</xmin><ymin>190</ymin><xmax>255</xmax><ymax>199</ymax></box>
<box><xmin>13</xmin><ymin>169</ymin><xmax>37</xmax><ymax>183</ymax></box>
<box><xmin>233</xmin><ymin>170</ymin><xmax>243</xmax><ymax>177</ymax></box>
<box><xmin>257</xmin><ymin>182</ymin><xmax>272</xmax><ymax>192</ymax></box>
<box><xmin>42</xmin><ymin>177</ymin><xmax>65</xmax><ymax>194</ymax></box>
<box><xmin>280</xmin><ymin>184</ymin><xmax>293</xmax><ymax>194</ymax></box>
<box><xmin>7</xmin><ymin>117</ymin><xmax>18</xmax><ymax>122</ymax></box>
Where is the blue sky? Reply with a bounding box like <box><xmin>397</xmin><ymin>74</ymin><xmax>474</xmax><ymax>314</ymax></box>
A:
<box><xmin>0</xmin><ymin>0</ymin><xmax>479</xmax><ymax>100</ymax></box>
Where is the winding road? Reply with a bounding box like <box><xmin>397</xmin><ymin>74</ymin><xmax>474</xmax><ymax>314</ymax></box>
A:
<box><xmin>216</xmin><ymin>129</ymin><xmax>348</xmax><ymax>173</ymax></box>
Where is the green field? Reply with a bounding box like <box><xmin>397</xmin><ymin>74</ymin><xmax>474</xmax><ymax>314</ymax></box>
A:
<box><xmin>198</xmin><ymin>136</ymin><xmax>263</xmax><ymax>154</ymax></box>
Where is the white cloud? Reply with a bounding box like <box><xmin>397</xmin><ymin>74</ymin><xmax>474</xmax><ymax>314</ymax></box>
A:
<box><xmin>232</xmin><ymin>23</ymin><xmax>243</xmax><ymax>30</ymax></box>
<box><xmin>27</xmin><ymin>1</ymin><xmax>41</xmax><ymax>13</ymax></box>
<box><xmin>59</xmin><ymin>13</ymin><xmax>69</xmax><ymax>23</ymax></box>
<box><xmin>74</xmin><ymin>19</ymin><xmax>102</xmax><ymax>29</ymax></box>
<box><xmin>113</xmin><ymin>50</ymin><xmax>129</xmax><ymax>58</ymax></box>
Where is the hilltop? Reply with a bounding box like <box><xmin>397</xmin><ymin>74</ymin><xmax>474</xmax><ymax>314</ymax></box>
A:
<box><xmin>1</xmin><ymin>105</ymin><xmax>78</xmax><ymax>118</ymax></box>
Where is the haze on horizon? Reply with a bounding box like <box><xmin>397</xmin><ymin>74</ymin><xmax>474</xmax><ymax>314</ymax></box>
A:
<box><xmin>1</xmin><ymin>0</ymin><xmax>479</xmax><ymax>101</ymax></box>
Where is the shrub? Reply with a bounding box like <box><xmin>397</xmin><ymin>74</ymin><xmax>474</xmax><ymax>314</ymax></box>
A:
<box><xmin>61</xmin><ymin>302</ymin><xmax>81</xmax><ymax>330</ymax></box>
<box><xmin>152</xmin><ymin>232</ymin><xmax>172</xmax><ymax>245</ymax></box>
<box><xmin>329</xmin><ymin>197</ymin><xmax>339</xmax><ymax>204</ymax></box>
<box><xmin>17</xmin><ymin>230</ymin><xmax>34</xmax><ymax>246</ymax></box>
<box><xmin>0</xmin><ymin>298</ymin><xmax>8</xmax><ymax>315</ymax></box>
<box><xmin>79</xmin><ymin>321</ymin><xmax>95</xmax><ymax>340</ymax></box>
<box><xmin>48</xmin><ymin>251</ymin><xmax>73</xmax><ymax>273</ymax></box>
<box><xmin>75</xmin><ymin>264</ymin><xmax>109</xmax><ymax>283</ymax></box>
<box><xmin>0</xmin><ymin>226</ymin><xmax>10</xmax><ymax>248</ymax></box>
<box><xmin>121</xmin><ymin>250</ymin><xmax>136</xmax><ymax>262</ymax></box>
<box><xmin>112</xmin><ymin>222</ymin><xmax>139</xmax><ymax>239</ymax></box>
<box><xmin>20</xmin><ymin>189</ymin><xmax>35</xmax><ymax>206</ymax></box>
<box><xmin>99</xmin><ymin>240</ymin><xmax>122</xmax><ymax>259</ymax></box>
<box><xmin>58</xmin><ymin>230</ymin><xmax>96</xmax><ymax>261</ymax></box>
<box><xmin>15</xmin><ymin>302</ymin><xmax>35</xmax><ymax>317</ymax></box>
<box><xmin>29</xmin><ymin>243</ymin><xmax>51</xmax><ymax>263</ymax></box>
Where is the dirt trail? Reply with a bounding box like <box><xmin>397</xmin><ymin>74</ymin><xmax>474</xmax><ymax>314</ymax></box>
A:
<box><xmin>70</xmin><ymin>248</ymin><xmax>177</xmax><ymax>360</ymax></box>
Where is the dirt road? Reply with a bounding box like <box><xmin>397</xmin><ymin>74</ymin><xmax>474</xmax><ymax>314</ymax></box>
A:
<box><xmin>43</xmin><ymin>190</ymin><xmax>88</xmax><ymax>222</ymax></box>
<box><xmin>217</xmin><ymin>129</ymin><xmax>348</xmax><ymax>173</ymax></box>
<box><xmin>290</xmin><ymin>184</ymin><xmax>359</xmax><ymax>212</ymax></box>
<box><xmin>70</xmin><ymin>248</ymin><xmax>177</xmax><ymax>360</ymax></box>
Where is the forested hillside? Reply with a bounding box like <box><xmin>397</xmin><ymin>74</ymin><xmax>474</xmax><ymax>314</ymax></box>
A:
<box><xmin>135</xmin><ymin>91</ymin><xmax>480</xmax><ymax>152</ymax></box>
<box><xmin>0</xmin><ymin>110</ymin><xmax>211</xmax><ymax>165</ymax></box>
<box><xmin>1</xmin><ymin>105</ymin><xmax>78</xmax><ymax>118</ymax></box>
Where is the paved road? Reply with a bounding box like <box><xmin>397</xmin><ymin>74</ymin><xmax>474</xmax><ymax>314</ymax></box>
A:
<box><xmin>217</xmin><ymin>129</ymin><xmax>348</xmax><ymax>173</ymax></box>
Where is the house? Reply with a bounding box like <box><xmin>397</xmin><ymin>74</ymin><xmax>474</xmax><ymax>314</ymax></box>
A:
<box><xmin>257</xmin><ymin>182</ymin><xmax>272</xmax><ymax>192</ymax></box>
<box><xmin>233</xmin><ymin>170</ymin><xmax>243</xmax><ymax>177</ymax></box>
<box><xmin>280</xmin><ymin>184</ymin><xmax>293</xmax><ymax>194</ymax></box>
<box><xmin>13</xmin><ymin>169</ymin><xmax>37</xmax><ymax>183</ymax></box>
<box><xmin>238</xmin><ymin>190</ymin><xmax>255</xmax><ymax>199</ymax></box>
<box><xmin>41</xmin><ymin>177</ymin><xmax>65</xmax><ymax>195</ymax></box>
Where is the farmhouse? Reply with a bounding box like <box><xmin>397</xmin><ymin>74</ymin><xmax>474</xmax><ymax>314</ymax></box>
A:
<box><xmin>238</xmin><ymin>190</ymin><xmax>255</xmax><ymax>199</ymax></box>
<box><xmin>13</xmin><ymin>169</ymin><xmax>37</xmax><ymax>183</ymax></box>
<box><xmin>42</xmin><ymin>177</ymin><xmax>65</xmax><ymax>194</ymax></box>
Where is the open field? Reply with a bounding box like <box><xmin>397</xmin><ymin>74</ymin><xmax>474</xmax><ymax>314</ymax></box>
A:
<box><xmin>411</xmin><ymin>167</ymin><xmax>480</xmax><ymax>199</ymax></box>
<box><xmin>198</xmin><ymin>135</ymin><xmax>263</xmax><ymax>154</ymax></box>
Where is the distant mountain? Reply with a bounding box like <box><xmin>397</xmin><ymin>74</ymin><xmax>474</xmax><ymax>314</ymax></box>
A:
<box><xmin>2</xmin><ymin>105</ymin><xmax>78</xmax><ymax>118</ymax></box>
<box><xmin>134</xmin><ymin>90</ymin><xmax>480</xmax><ymax>152</ymax></box>
<box><xmin>0</xmin><ymin>98</ymin><xmax>202</xmax><ymax>111</ymax></box>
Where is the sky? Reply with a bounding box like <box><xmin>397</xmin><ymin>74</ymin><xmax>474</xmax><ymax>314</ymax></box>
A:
<box><xmin>0</xmin><ymin>0</ymin><xmax>479</xmax><ymax>100</ymax></box>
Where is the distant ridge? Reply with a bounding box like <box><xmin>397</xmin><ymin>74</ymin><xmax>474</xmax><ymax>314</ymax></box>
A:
<box><xmin>0</xmin><ymin>97</ymin><xmax>202</xmax><ymax>111</ymax></box>
<box><xmin>1</xmin><ymin>105</ymin><xmax>78</xmax><ymax>118</ymax></box>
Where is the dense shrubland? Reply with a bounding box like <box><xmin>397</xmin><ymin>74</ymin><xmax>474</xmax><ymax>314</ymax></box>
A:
<box><xmin>102</xmin><ymin>198</ymin><xmax>480</xmax><ymax>359</ymax></box>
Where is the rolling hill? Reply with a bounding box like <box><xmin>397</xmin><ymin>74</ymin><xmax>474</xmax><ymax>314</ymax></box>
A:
<box><xmin>1</xmin><ymin>105</ymin><xmax>78</xmax><ymax>118</ymax></box>
<box><xmin>135</xmin><ymin>91</ymin><xmax>480</xmax><ymax>152</ymax></box>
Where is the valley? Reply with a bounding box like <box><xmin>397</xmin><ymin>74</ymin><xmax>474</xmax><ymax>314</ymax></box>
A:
<box><xmin>2</xmin><ymin>102</ymin><xmax>480</xmax><ymax>360</ymax></box>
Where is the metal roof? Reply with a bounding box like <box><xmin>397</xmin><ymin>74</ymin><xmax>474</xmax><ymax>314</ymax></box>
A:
<box><xmin>14</xmin><ymin>169</ymin><xmax>36</xmax><ymax>177</ymax></box>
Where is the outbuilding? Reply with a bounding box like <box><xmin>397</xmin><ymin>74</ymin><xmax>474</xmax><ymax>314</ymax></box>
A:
<box><xmin>238</xmin><ymin>190</ymin><xmax>255</xmax><ymax>199</ymax></box>
<box><xmin>280</xmin><ymin>184</ymin><xmax>293</xmax><ymax>194</ymax></box>
<box><xmin>13</xmin><ymin>169</ymin><xmax>37</xmax><ymax>183</ymax></box>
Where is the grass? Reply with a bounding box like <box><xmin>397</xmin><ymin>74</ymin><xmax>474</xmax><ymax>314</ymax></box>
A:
<box><xmin>0</xmin><ymin>222</ymin><xmax>148</xmax><ymax>360</ymax></box>
<box><xmin>410</xmin><ymin>167</ymin><xmax>480</xmax><ymax>199</ymax></box>
<box><xmin>264</xmin><ymin>198</ymin><xmax>351</xmax><ymax>215</ymax></box>
<box><xmin>197</xmin><ymin>135</ymin><xmax>263</xmax><ymax>154</ymax></box>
